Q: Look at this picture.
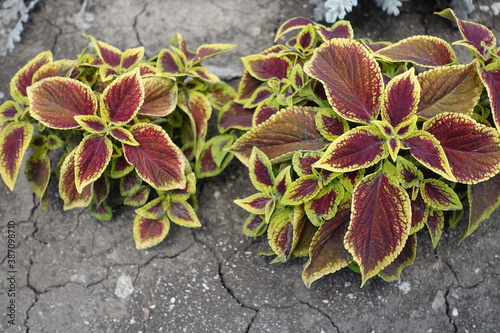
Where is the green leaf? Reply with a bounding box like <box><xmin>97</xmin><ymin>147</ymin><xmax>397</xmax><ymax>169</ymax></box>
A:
<box><xmin>110</xmin><ymin>155</ymin><xmax>134</xmax><ymax>179</ymax></box>
<box><xmin>267</xmin><ymin>206</ymin><xmax>305</xmax><ymax>262</ymax></box>
<box><xmin>345</xmin><ymin>170</ymin><xmax>412</xmax><ymax>286</ymax></box>
<box><xmin>133</xmin><ymin>215</ymin><xmax>170</xmax><ymax>250</ymax></box>
<box><xmin>0</xmin><ymin>121</ymin><xmax>33</xmax><ymax>190</ymax></box>
<box><xmin>304</xmin><ymin>39</ymin><xmax>383</xmax><ymax>123</ymax></box>
<box><xmin>302</xmin><ymin>199</ymin><xmax>352</xmax><ymax>287</ymax></box>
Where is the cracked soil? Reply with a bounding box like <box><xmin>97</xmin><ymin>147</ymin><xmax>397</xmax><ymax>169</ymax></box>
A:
<box><xmin>0</xmin><ymin>0</ymin><xmax>499</xmax><ymax>332</ymax></box>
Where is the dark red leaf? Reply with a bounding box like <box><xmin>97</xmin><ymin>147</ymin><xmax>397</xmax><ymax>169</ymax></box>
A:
<box><xmin>123</xmin><ymin>123</ymin><xmax>186</xmax><ymax>191</ymax></box>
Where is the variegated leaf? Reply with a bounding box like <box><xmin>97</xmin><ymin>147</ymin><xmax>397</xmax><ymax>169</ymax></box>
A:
<box><xmin>302</xmin><ymin>200</ymin><xmax>352</xmax><ymax>287</ymax></box>
<box><xmin>74</xmin><ymin>135</ymin><xmax>113</xmax><ymax>193</ymax></box>
<box><xmin>436</xmin><ymin>8</ymin><xmax>496</xmax><ymax>57</ymax></box>
<box><xmin>417</xmin><ymin>62</ymin><xmax>482</xmax><ymax>119</ymax></box>
<box><xmin>135</xmin><ymin>197</ymin><xmax>166</xmax><ymax>219</ymax></box>
<box><xmin>120</xmin><ymin>46</ymin><xmax>145</xmax><ymax>69</ymax></box>
<box><xmin>396</xmin><ymin>157</ymin><xmax>422</xmax><ymax>189</ymax></box>
<box><xmin>267</xmin><ymin>206</ymin><xmax>305</xmax><ymax>262</ymax></box>
<box><xmin>317</xmin><ymin>20</ymin><xmax>354</xmax><ymax>40</ymax></box>
<box><xmin>24</xmin><ymin>149</ymin><xmax>50</xmax><ymax>198</ymax></box>
<box><xmin>133</xmin><ymin>215</ymin><xmax>170</xmax><ymax>250</ymax></box>
<box><xmin>123</xmin><ymin>123</ymin><xmax>186</xmax><ymax>191</ymax></box>
<box><xmin>0</xmin><ymin>101</ymin><xmax>21</xmax><ymax>122</ymax></box>
<box><xmin>242</xmin><ymin>214</ymin><xmax>267</xmax><ymax>237</ymax></box>
<box><xmin>274</xmin><ymin>17</ymin><xmax>316</xmax><ymax>42</ymax></box>
<box><xmin>420</xmin><ymin>179</ymin><xmax>462</xmax><ymax>210</ymax></box>
<box><xmin>166</xmin><ymin>200</ymin><xmax>201</xmax><ymax>228</ymax></box>
<box><xmin>101</xmin><ymin>68</ymin><xmax>144</xmax><ymax>125</ymax></box>
<box><xmin>479</xmin><ymin>68</ymin><xmax>500</xmax><ymax>131</ymax></box>
<box><xmin>426</xmin><ymin>210</ymin><xmax>444</xmax><ymax>249</ymax></box>
<box><xmin>124</xmin><ymin>185</ymin><xmax>150</xmax><ymax>207</ymax></box>
<box><xmin>10</xmin><ymin>50</ymin><xmax>52</xmax><ymax>102</ymax></box>
<box><xmin>381</xmin><ymin>69</ymin><xmax>420</xmax><ymax>127</ymax></box>
<box><xmin>110</xmin><ymin>127</ymin><xmax>139</xmax><ymax>146</ymax></box>
<box><xmin>28</xmin><ymin>77</ymin><xmax>98</xmax><ymax>129</ymax></box>
<box><xmin>424</xmin><ymin>113</ymin><xmax>500</xmax><ymax>184</ymax></box>
<box><xmin>305</xmin><ymin>39</ymin><xmax>383</xmax><ymax>123</ymax></box>
<box><xmin>403</xmin><ymin>130</ymin><xmax>455</xmax><ymax>181</ymax></box>
<box><xmin>374</xmin><ymin>36</ymin><xmax>456</xmax><ymax>67</ymax></box>
<box><xmin>120</xmin><ymin>171</ymin><xmax>143</xmax><ymax>197</ymax></box>
<box><xmin>292</xmin><ymin>151</ymin><xmax>322</xmax><ymax>176</ymax></box>
<box><xmin>464</xmin><ymin>173</ymin><xmax>500</xmax><ymax>240</ymax></box>
<box><xmin>192</xmin><ymin>43</ymin><xmax>236</xmax><ymax>63</ymax></box>
<box><xmin>0</xmin><ymin>121</ymin><xmax>33</xmax><ymax>190</ymax></box>
<box><xmin>217</xmin><ymin>101</ymin><xmax>254</xmax><ymax>133</ymax></box>
<box><xmin>74</xmin><ymin>115</ymin><xmax>107</xmax><ymax>134</ymax></box>
<box><xmin>86</xmin><ymin>35</ymin><xmax>122</xmax><ymax>67</ymax></box>
<box><xmin>242</xmin><ymin>54</ymin><xmax>291</xmax><ymax>81</ymax></box>
<box><xmin>248</xmin><ymin>147</ymin><xmax>274</xmax><ymax>193</ymax></box>
<box><xmin>345</xmin><ymin>170</ymin><xmax>411</xmax><ymax>286</ymax></box>
<box><xmin>229</xmin><ymin>106</ymin><xmax>329</xmax><ymax>165</ymax></box>
<box><xmin>59</xmin><ymin>150</ymin><xmax>94</xmax><ymax>210</ymax></box>
<box><xmin>110</xmin><ymin>155</ymin><xmax>134</xmax><ymax>179</ymax></box>
<box><xmin>178</xmin><ymin>89</ymin><xmax>212</xmax><ymax>157</ymax></box>
<box><xmin>315</xmin><ymin>108</ymin><xmax>349</xmax><ymax>141</ymax></box>
<box><xmin>304</xmin><ymin>181</ymin><xmax>345</xmax><ymax>227</ymax></box>
<box><xmin>234</xmin><ymin>193</ymin><xmax>273</xmax><ymax>215</ymax></box>
<box><xmin>32</xmin><ymin>59</ymin><xmax>77</xmax><ymax>83</ymax></box>
<box><xmin>314</xmin><ymin>126</ymin><xmax>386</xmax><ymax>173</ymax></box>
<box><xmin>139</xmin><ymin>77</ymin><xmax>178</xmax><ymax>117</ymax></box>
<box><xmin>409</xmin><ymin>193</ymin><xmax>429</xmax><ymax>234</ymax></box>
<box><xmin>378</xmin><ymin>233</ymin><xmax>417</xmax><ymax>282</ymax></box>
<box><xmin>281</xmin><ymin>175</ymin><xmax>321</xmax><ymax>205</ymax></box>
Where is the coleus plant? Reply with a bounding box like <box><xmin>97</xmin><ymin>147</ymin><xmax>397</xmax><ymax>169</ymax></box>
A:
<box><xmin>229</xmin><ymin>9</ymin><xmax>500</xmax><ymax>286</ymax></box>
<box><xmin>0</xmin><ymin>34</ymin><xmax>237</xmax><ymax>249</ymax></box>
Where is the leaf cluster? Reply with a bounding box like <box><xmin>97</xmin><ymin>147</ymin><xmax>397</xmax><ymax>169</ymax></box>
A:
<box><xmin>230</xmin><ymin>11</ymin><xmax>500</xmax><ymax>286</ymax></box>
<box><xmin>0</xmin><ymin>33</ymin><xmax>236</xmax><ymax>249</ymax></box>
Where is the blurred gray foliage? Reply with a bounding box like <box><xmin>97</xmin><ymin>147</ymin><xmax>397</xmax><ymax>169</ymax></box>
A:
<box><xmin>0</xmin><ymin>0</ymin><xmax>41</xmax><ymax>56</ymax></box>
<box><xmin>310</xmin><ymin>0</ymin><xmax>477</xmax><ymax>23</ymax></box>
